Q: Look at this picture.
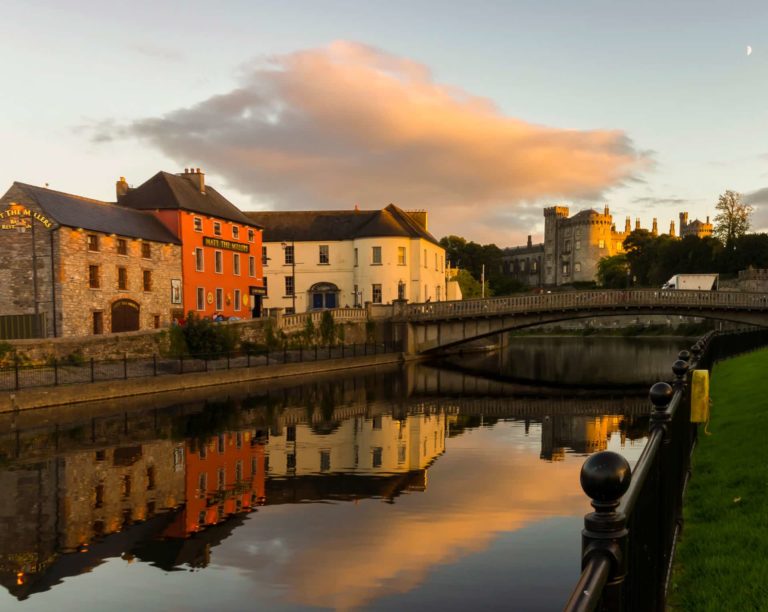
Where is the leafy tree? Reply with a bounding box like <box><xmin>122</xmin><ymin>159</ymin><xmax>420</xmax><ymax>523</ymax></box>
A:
<box><xmin>454</xmin><ymin>269</ymin><xmax>487</xmax><ymax>298</ymax></box>
<box><xmin>597</xmin><ymin>254</ymin><xmax>629</xmax><ymax>288</ymax></box>
<box><xmin>714</xmin><ymin>190</ymin><xmax>752</xmax><ymax>248</ymax></box>
<box><xmin>303</xmin><ymin>317</ymin><xmax>317</xmax><ymax>346</ymax></box>
<box><xmin>319</xmin><ymin>311</ymin><xmax>336</xmax><ymax>345</ymax></box>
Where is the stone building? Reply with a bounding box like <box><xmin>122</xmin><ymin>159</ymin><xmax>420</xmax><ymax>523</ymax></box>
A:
<box><xmin>245</xmin><ymin>205</ymin><xmax>448</xmax><ymax>313</ymax></box>
<box><xmin>0</xmin><ymin>182</ymin><xmax>182</xmax><ymax>338</ymax></box>
<box><xmin>502</xmin><ymin>205</ymin><xmax>710</xmax><ymax>287</ymax></box>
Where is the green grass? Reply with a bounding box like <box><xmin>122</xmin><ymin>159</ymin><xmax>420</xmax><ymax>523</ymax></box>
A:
<box><xmin>669</xmin><ymin>347</ymin><xmax>768</xmax><ymax>610</ymax></box>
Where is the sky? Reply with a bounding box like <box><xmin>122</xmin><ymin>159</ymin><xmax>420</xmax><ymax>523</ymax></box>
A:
<box><xmin>1</xmin><ymin>0</ymin><xmax>767</xmax><ymax>244</ymax></box>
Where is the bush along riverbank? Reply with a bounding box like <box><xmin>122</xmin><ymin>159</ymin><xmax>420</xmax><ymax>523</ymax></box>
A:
<box><xmin>669</xmin><ymin>347</ymin><xmax>768</xmax><ymax>610</ymax></box>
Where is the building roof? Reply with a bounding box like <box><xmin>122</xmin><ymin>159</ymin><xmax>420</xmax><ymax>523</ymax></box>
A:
<box><xmin>243</xmin><ymin>204</ymin><xmax>440</xmax><ymax>246</ymax></box>
<box><xmin>11</xmin><ymin>183</ymin><xmax>181</xmax><ymax>244</ymax></box>
<box><xmin>118</xmin><ymin>171</ymin><xmax>259</xmax><ymax>227</ymax></box>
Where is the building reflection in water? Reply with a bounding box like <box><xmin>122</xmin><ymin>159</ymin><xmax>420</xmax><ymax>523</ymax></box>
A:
<box><xmin>0</xmin><ymin>360</ymin><xmax>651</xmax><ymax>603</ymax></box>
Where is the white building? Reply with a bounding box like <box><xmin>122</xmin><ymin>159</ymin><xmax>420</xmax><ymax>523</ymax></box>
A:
<box><xmin>245</xmin><ymin>205</ymin><xmax>448</xmax><ymax>313</ymax></box>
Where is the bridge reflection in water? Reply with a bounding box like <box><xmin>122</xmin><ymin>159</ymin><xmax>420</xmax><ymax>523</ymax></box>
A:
<box><xmin>0</xmin><ymin>355</ymin><xmax>653</xmax><ymax>610</ymax></box>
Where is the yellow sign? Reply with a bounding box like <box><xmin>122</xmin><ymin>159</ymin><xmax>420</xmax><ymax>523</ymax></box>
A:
<box><xmin>690</xmin><ymin>369</ymin><xmax>710</xmax><ymax>423</ymax></box>
<box><xmin>0</xmin><ymin>203</ymin><xmax>54</xmax><ymax>230</ymax></box>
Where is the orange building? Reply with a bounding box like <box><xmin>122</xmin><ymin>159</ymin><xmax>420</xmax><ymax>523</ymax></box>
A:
<box><xmin>164</xmin><ymin>430</ymin><xmax>266</xmax><ymax>538</ymax></box>
<box><xmin>117</xmin><ymin>169</ymin><xmax>265</xmax><ymax>318</ymax></box>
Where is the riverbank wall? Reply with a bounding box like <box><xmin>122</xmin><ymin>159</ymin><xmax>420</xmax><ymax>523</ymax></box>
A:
<box><xmin>1</xmin><ymin>352</ymin><xmax>403</xmax><ymax>413</ymax></box>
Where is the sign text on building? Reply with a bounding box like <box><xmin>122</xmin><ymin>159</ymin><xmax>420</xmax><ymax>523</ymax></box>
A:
<box><xmin>203</xmin><ymin>236</ymin><xmax>250</xmax><ymax>253</ymax></box>
<box><xmin>0</xmin><ymin>204</ymin><xmax>54</xmax><ymax>231</ymax></box>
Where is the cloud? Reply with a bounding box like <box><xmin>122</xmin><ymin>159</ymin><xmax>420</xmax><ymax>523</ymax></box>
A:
<box><xmin>111</xmin><ymin>41</ymin><xmax>649</xmax><ymax>242</ymax></box>
<box><xmin>632</xmin><ymin>196</ymin><xmax>689</xmax><ymax>207</ymax></box>
<box><xmin>129</xmin><ymin>42</ymin><xmax>184</xmax><ymax>62</ymax></box>
<box><xmin>744</xmin><ymin>187</ymin><xmax>768</xmax><ymax>231</ymax></box>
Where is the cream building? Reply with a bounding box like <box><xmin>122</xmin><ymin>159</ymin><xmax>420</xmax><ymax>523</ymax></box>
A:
<box><xmin>267</xmin><ymin>412</ymin><xmax>447</xmax><ymax>476</ymax></box>
<box><xmin>245</xmin><ymin>205</ymin><xmax>447</xmax><ymax>313</ymax></box>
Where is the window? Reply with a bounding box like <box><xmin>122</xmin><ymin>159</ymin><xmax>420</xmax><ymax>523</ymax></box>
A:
<box><xmin>283</xmin><ymin>245</ymin><xmax>294</xmax><ymax>265</ymax></box>
<box><xmin>196</xmin><ymin>287</ymin><xmax>205</xmax><ymax>311</ymax></box>
<box><xmin>232</xmin><ymin>226</ymin><xmax>239</xmax><ymax>240</ymax></box>
<box><xmin>598</xmin><ymin>239</ymin><xmax>605</xmax><ymax>249</ymax></box>
<box><xmin>142</xmin><ymin>242</ymin><xmax>151</xmax><ymax>259</ymax></box>
<box><xmin>147</xmin><ymin>466</ymin><xmax>156</xmax><ymax>491</ymax></box>
<box><xmin>285</xmin><ymin>276</ymin><xmax>295</xmax><ymax>296</ymax></box>
<box><xmin>372</xmin><ymin>284</ymin><xmax>382</xmax><ymax>304</ymax></box>
<box><xmin>263</xmin><ymin>276</ymin><xmax>268</xmax><ymax>296</ymax></box>
<box><xmin>153</xmin><ymin>315</ymin><xmax>160</xmax><ymax>328</ymax></box>
<box><xmin>398</xmin><ymin>445</ymin><xmax>406</xmax><ymax>464</ymax></box>
<box><xmin>215</xmin><ymin>288</ymin><xmax>223</xmax><ymax>310</ymax></box>
<box><xmin>215</xmin><ymin>250</ymin><xmax>223</xmax><ymax>274</ymax></box>
<box><xmin>354</xmin><ymin>248</ymin><xmax>358</xmax><ymax>266</ymax></box>
<box><xmin>532</xmin><ymin>260</ymin><xmax>538</xmax><ymax>272</ymax></box>
<box><xmin>218</xmin><ymin>434</ymin><xmax>226</xmax><ymax>453</ymax></box>
<box><xmin>86</xmin><ymin>234</ymin><xmax>99</xmax><ymax>251</ymax></box>
<box><xmin>234</xmin><ymin>289</ymin><xmax>241</xmax><ymax>311</ymax></box>
<box><xmin>217</xmin><ymin>467</ymin><xmax>225</xmax><ymax>490</ymax></box>
<box><xmin>320</xmin><ymin>450</ymin><xmax>331</xmax><ymax>472</ymax></box>
<box><xmin>143</xmin><ymin>270</ymin><xmax>152</xmax><ymax>291</ymax></box>
<box><xmin>233</xmin><ymin>253</ymin><xmax>241</xmax><ymax>275</ymax></box>
<box><xmin>371</xmin><ymin>246</ymin><xmax>382</xmax><ymax>265</ymax></box>
<box><xmin>262</xmin><ymin>246</ymin><xmax>268</xmax><ymax>265</ymax></box>
<box><xmin>88</xmin><ymin>265</ymin><xmax>100</xmax><ymax>289</ymax></box>
<box><xmin>249</xmin><ymin>256</ymin><xmax>256</xmax><ymax>277</ymax></box>
<box><xmin>575</xmin><ymin>239</ymin><xmax>581</xmax><ymax>251</ymax></box>
<box><xmin>287</xmin><ymin>426</ymin><xmax>296</xmax><ymax>442</ymax></box>
<box><xmin>435</xmin><ymin>252</ymin><xmax>438</xmax><ymax>270</ymax></box>
<box><xmin>575</xmin><ymin>262</ymin><xmax>582</xmax><ymax>273</ymax></box>
<box><xmin>213</xmin><ymin>222</ymin><xmax>222</xmax><ymax>236</ymax></box>
<box><xmin>117</xmin><ymin>238</ymin><xmax>127</xmax><ymax>255</ymax></box>
<box><xmin>198</xmin><ymin>472</ymin><xmax>207</xmax><ymax>495</ymax></box>
<box><xmin>423</xmin><ymin>249</ymin><xmax>427</xmax><ymax>268</ymax></box>
<box><xmin>195</xmin><ymin>248</ymin><xmax>204</xmax><ymax>272</ymax></box>
<box><xmin>436</xmin><ymin>285</ymin><xmax>441</xmax><ymax>301</ymax></box>
<box><xmin>117</xmin><ymin>267</ymin><xmax>128</xmax><ymax>290</ymax></box>
<box><xmin>372</xmin><ymin>416</ymin><xmax>382</xmax><ymax>430</ymax></box>
<box><xmin>248</xmin><ymin>229</ymin><xmax>255</xmax><ymax>242</ymax></box>
<box><xmin>562</xmin><ymin>263</ymin><xmax>570</xmax><ymax>276</ymax></box>
<box><xmin>92</xmin><ymin>311</ymin><xmax>103</xmax><ymax>335</ymax></box>
<box><xmin>372</xmin><ymin>447</ymin><xmax>383</xmax><ymax>468</ymax></box>
<box><xmin>319</xmin><ymin>245</ymin><xmax>329</xmax><ymax>264</ymax></box>
<box><xmin>193</xmin><ymin>217</ymin><xmax>203</xmax><ymax>232</ymax></box>
<box><xmin>397</xmin><ymin>246</ymin><xmax>406</xmax><ymax>265</ymax></box>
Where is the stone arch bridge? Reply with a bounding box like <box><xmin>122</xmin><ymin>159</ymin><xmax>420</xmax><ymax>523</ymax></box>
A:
<box><xmin>389</xmin><ymin>289</ymin><xmax>768</xmax><ymax>354</ymax></box>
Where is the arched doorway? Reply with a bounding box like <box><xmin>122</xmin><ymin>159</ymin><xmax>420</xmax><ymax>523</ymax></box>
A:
<box><xmin>111</xmin><ymin>299</ymin><xmax>140</xmax><ymax>333</ymax></box>
<box><xmin>309</xmin><ymin>282</ymin><xmax>340</xmax><ymax>310</ymax></box>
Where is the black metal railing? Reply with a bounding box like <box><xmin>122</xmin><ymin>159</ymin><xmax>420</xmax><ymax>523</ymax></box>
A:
<box><xmin>564</xmin><ymin>328</ymin><xmax>768</xmax><ymax>612</ymax></box>
<box><xmin>0</xmin><ymin>340</ymin><xmax>403</xmax><ymax>392</ymax></box>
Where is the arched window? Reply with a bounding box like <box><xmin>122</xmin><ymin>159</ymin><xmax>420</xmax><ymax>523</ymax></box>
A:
<box><xmin>309</xmin><ymin>282</ymin><xmax>340</xmax><ymax>310</ymax></box>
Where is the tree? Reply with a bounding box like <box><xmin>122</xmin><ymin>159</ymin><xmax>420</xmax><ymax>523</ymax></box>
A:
<box><xmin>453</xmin><ymin>269</ymin><xmax>486</xmax><ymax>298</ymax></box>
<box><xmin>596</xmin><ymin>254</ymin><xmax>629</xmax><ymax>288</ymax></box>
<box><xmin>714</xmin><ymin>190</ymin><xmax>752</xmax><ymax>248</ymax></box>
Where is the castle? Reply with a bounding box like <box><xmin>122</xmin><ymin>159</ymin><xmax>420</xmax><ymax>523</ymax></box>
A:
<box><xmin>502</xmin><ymin>207</ymin><xmax>713</xmax><ymax>287</ymax></box>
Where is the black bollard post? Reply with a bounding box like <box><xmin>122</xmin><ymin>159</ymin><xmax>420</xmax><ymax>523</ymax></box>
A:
<box><xmin>577</xmin><ymin>451</ymin><xmax>632</xmax><ymax>610</ymax></box>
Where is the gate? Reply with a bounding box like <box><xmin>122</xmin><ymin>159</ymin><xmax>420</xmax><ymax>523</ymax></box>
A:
<box><xmin>111</xmin><ymin>300</ymin><xmax>140</xmax><ymax>333</ymax></box>
<box><xmin>0</xmin><ymin>313</ymin><xmax>46</xmax><ymax>339</ymax></box>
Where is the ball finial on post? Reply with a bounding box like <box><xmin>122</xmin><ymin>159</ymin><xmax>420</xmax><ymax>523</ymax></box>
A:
<box><xmin>580</xmin><ymin>451</ymin><xmax>632</xmax><ymax>512</ymax></box>
<box><xmin>677</xmin><ymin>349</ymin><xmax>690</xmax><ymax>362</ymax></box>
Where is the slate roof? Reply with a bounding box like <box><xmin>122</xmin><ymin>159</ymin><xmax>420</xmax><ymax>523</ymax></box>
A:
<box><xmin>12</xmin><ymin>183</ymin><xmax>180</xmax><ymax>244</ymax></box>
<box><xmin>244</xmin><ymin>204</ymin><xmax>439</xmax><ymax>245</ymax></box>
<box><xmin>118</xmin><ymin>172</ymin><xmax>259</xmax><ymax>227</ymax></box>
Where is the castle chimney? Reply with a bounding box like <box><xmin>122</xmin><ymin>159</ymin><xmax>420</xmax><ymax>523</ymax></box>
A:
<box><xmin>652</xmin><ymin>218</ymin><xmax>658</xmax><ymax>236</ymax></box>
<box><xmin>625</xmin><ymin>216</ymin><xmax>631</xmax><ymax>233</ymax></box>
<box><xmin>604</xmin><ymin>205</ymin><xmax>610</xmax><ymax>216</ymax></box>
<box><xmin>669</xmin><ymin>221</ymin><xmax>676</xmax><ymax>237</ymax></box>
<box><xmin>527</xmin><ymin>235</ymin><xmax>532</xmax><ymax>247</ymax></box>
<box><xmin>116</xmin><ymin>176</ymin><xmax>130</xmax><ymax>200</ymax></box>
<box><xmin>181</xmin><ymin>167</ymin><xmax>206</xmax><ymax>194</ymax></box>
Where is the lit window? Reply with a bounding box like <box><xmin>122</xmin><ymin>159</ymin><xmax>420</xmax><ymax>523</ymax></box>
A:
<box><xmin>397</xmin><ymin>247</ymin><xmax>406</xmax><ymax>265</ymax></box>
<box><xmin>598</xmin><ymin>240</ymin><xmax>605</xmax><ymax>249</ymax></box>
<box><xmin>193</xmin><ymin>217</ymin><xmax>203</xmax><ymax>232</ymax></box>
<box><xmin>371</xmin><ymin>246</ymin><xmax>382</xmax><ymax>265</ymax></box>
<box><xmin>215</xmin><ymin>251</ymin><xmax>223</xmax><ymax>274</ymax></box>
<box><xmin>319</xmin><ymin>245</ymin><xmax>329</xmax><ymax>264</ymax></box>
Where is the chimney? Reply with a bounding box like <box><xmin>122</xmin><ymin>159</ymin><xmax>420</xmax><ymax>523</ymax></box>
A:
<box><xmin>527</xmin><ymin>235</ymin><xmax>532</xmax><ymax>247</ymax></box>
<box><xmin>652</xmin><ymin>218</ymin><xmax>658</xmax><ymax>236</ymax></box>
<box><xmin>116</xmin><ymin>176</ymin><xmax>130</xmax><ymax>200</ymax></box>
<box><xmin>635</xmin><ymin>217</ymin><xmax>641</xmax><ymax>231</ymax></box>
<box><xmin>604</xmin><ymin>205</ymin><xmax>610</xmax><ymax>216</ymax></box>
<box><xmin>625</xmin><ymin>216</ymin><xmax>631</xmax><ymax>233</ymax></box>
<box><xmin>405</xmin><ymin>210</ymin><xmax>428</xmax><ymax>231</ymax></box>
<box><xmin>181</xmin><ymin>167</ymin><xmax>206</xmax><ymax>195</ymax></box>
<box><xmin>669</xmin><ymin>221</ymin><xmax>676</xmax><ymax>237</ymax></box>
<box><xmin>706</xmin><ymin>215</ymin><xmax>710</xmax><ymax>224</ymax></box>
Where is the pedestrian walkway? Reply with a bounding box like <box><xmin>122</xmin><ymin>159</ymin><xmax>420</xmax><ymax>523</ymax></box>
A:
<box><xmin>669</xmin><ymin>347</ymin><xmax>768</xmax><ymax>610</ymax></box>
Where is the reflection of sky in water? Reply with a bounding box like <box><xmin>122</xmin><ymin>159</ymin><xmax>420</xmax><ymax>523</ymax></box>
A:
<box><xmin>0</xmin><ymin>420</ymin><xmax>646</xmax><ymax>612</ymax></box>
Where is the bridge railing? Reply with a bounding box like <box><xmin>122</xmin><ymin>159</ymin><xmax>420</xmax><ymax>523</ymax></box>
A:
<box><xmin>278</xmin><ymin>307</ymin><xmax>368</xmax><ymax>332</ymax></box>
<box><xmin>563</xmin><ymin>328</ymin><xmax>768</xmax><ymax>612</ymax></box>
<box><xmin>398</xmin><ymin>290</ymin><xmax>768</xmax><ymax>320</ymax></box>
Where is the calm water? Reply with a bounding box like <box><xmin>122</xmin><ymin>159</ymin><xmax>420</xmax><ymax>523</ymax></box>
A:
<box><xmin>0</xmin><ymin>337</ymin><xmax>687</xmax><ymax>611</ymax></box>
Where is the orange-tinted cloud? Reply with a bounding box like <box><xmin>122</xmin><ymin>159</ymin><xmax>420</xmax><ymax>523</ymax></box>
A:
<box><xmin>124</xmin><ymin>41</ymin><xmax>649</xmax><ymax>242</ymax></box>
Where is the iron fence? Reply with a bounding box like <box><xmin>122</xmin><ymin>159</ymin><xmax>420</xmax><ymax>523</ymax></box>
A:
<box><xmin>0</xmin><ymin>340</ymin><xmax>403</xmax><ymax>392</ymax></box>
<box><xmin>564</xmin><ymin>328</ymin><xmax>768</xmax><ymax>612</ymax></box>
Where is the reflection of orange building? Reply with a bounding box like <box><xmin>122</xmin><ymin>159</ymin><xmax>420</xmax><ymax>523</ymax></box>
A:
<box><xmin>118</xmin><ymin>169</ymin><xmax>265</xmax><ymax>318</ymax></box>
<box><xmin>540</xmin><ymin>415</ymin><xmax>625</xmax><ymax>461</ymax></box>
<box><xmin>164</xmin><ymin>430</ymin><xmax>266</xmax><ymax>538</ymax></box>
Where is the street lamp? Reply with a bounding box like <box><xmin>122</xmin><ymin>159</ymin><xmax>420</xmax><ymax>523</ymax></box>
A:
<box><xmin>281</xmin><ymin>240</ymin><xmax>296</xmax><ymax>313</ymax></box>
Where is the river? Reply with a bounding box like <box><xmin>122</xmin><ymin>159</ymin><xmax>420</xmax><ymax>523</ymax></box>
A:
<box><xmin>0</xmin><ymin>337</ymin><xmax>689</xmax><ymax>611</ymax></box>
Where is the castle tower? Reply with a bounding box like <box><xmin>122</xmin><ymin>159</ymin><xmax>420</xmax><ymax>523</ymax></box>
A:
<box><xmin>543</xmin><ymin>206</ymin><xmax>569</xmax><ymax>286</ymax></box>
<box><xmin>679</xmin><ymin>212</ymin><xmax>688</xmax><ymax>235</ymax></box>
<box><xmin>652</xmin><ymin>218</ymin><xmax>658</xmax><ymax>237</ymax></box>
<box><xmin>624</xmin><ymin>217</ymin><xmax>631</xmax><ymax>234</ymax></box>
<box><xmin>669</xmin><ymin>221</ymin><xmax>676</xmax><ymax>238</ymax></box>
<box><xmin>635</xmin><ymin>218</ymin><xmax>641</xmax><ymax>231</ymax></box>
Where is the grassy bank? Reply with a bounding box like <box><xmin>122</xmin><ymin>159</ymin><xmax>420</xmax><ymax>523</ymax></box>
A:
<box><xmin>669</xmin><ymin>347</ymin><xmax>768</xmax><ymax>610</ymax></box>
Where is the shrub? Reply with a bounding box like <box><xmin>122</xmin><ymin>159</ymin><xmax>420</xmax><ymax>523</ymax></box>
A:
<box><xmin>176</xmin><ymin>312</ymin><xmax>239</xmax><ymax>358</ymax></box>
<box><xmin>303</xmin><ymin>317</ymin><xmax>317</xmax><ymax>346</ymax></box>
<box><xmin>319</xmin><ymin>311</ymin><xmax>336</xmax><ymax>345</ymax></box>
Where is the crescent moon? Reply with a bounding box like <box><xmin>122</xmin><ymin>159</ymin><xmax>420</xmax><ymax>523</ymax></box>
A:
<box><xmin>747</xmin><ymin>45</ymin><xmax>753</xmax><ymax>56</ymax></box>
